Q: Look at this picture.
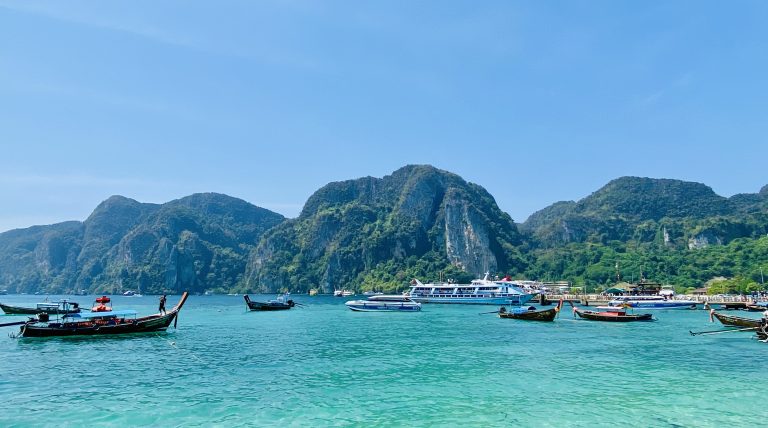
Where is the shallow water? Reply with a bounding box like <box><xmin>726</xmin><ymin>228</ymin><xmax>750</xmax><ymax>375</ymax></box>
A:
<box><xmin>0</xmin><ymin>294</ymin><xmax>765</xmax><ymax>427</ymax></box>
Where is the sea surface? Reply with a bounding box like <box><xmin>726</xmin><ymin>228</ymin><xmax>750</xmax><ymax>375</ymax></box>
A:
<box><xmin>0</xmin><ymin>294</ymin><xmax>766</xmax><ymax>427</ymax></box>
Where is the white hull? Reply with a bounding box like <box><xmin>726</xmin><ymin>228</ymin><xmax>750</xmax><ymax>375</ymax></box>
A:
<box><xmin>609</xmin><ymin>299</ymin><xmax>697</xmax><ymax>309</ymax></box>
<box><xmin>408</xmin><ymin>273</ymin><xmax>534</xmax><ymax>306</ymax></box>
<box><xmin>622</xmin><ymin>302</ymin><xmax>697</xmax><ymax>310</ymax></box>
<box><xmin>409</xmin><ymin>295</ymin><xmax>533</xmax><ymax>305</ymax></box>
<box><xmin>345</xmin><ymin>300</ymin><xmax>421</xmax><ymax>312</ymax></box>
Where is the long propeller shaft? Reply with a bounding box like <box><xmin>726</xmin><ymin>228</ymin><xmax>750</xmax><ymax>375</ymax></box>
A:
<box><xmin>690</xmin><ymin>326</ymin><xmax>759</xmax><ymax>336</ymax></box>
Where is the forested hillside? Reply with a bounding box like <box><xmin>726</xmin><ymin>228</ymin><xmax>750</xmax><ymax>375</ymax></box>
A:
<box><xmin>1</xmin><ymin>170</ymin><xmax>766</xmax><ymax>295</ymax></box>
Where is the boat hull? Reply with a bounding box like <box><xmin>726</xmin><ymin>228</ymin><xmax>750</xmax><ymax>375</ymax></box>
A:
<box><xmin>20</xmin><ymin>315</ymin><xmax>177</xmax><ymax>337</ymax></box>
<box><xmin>0</xmin><ymin>303</ymin><xmax>80</xmax><ymax>315</ymax></box>
<box><xmin>574</xmin><ymin>308</ymin><xmax>653</xmax><ymax>322</ymax></box>
<box><xmin>409</xmin><ymin>294</ymin><xmax>533</xmax><ymax>305</ymax></box>
<box><xmin>499</xmin><ymin>307</ymin><xmax>558</xmax><ymax>321</ymax></box>
<box><xmin>611</xmin><ymin>301</ymin><xmax>696</xmax><ymax>310</ymax></box>
<box><xmin>243</xmin><ymin>295</ymin><xmax>294</xmax><ymax>311</ymax></box>
<box><xmin>246</xmin><ymin>303</ymin><xmax>292</xmax><ymax>311</ymax></box>
<box><xmin>345</xmin><ymin>301</ymin><xmax>421</xmax><ymax>312</ymax></box>
<box><xmin>713</xmin><ymin>312</ymin><xmax>761</xmax><ymax>328</ymax></box>
<box><xmin>18</xmin><ymin>293</ymin><xmax>188</xmax><ymax>338</ymax></box>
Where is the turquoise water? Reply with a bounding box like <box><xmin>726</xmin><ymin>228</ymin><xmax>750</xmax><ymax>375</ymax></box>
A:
<box><xmin>1</xmin><ymin>294</ymin><xmax>766</xmax><ymax>427</ymax></box>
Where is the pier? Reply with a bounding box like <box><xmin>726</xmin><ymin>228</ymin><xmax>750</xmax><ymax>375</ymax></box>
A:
<box><xmin>540</xmin><ymin>294</ymin><xmax>756</xmax><ymax>308</ymax></box>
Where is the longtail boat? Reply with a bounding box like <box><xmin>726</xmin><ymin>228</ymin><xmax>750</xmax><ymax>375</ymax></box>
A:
<box><xmin>15</xmin><ymin>292</ymin><xmax>189</xmax><ymax>338</ymax></box>
<box><xmin>244</xmin><ymin>294</ymin><xmax>296</xmax><ymax>311</ymax></box>
<box><xmin>498</xmin><ymin>301</ymin><xmax>562</xmax><ymax>322</ymax></box>
<box><xmin>573</xmin><ymin>306</ymin><xmax>653</xmax><ymax>322</ymax></box>
<box><xmin>0</xmin><ymin>300</ymin><xmax>81</xmax><ymax>315</ymax></box>
<box><xmin>711</xmin><ymin>310</ymin><xmax>761</xmax><ymax>328</ymax></box>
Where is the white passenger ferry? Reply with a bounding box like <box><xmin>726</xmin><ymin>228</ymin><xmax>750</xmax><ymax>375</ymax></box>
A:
<box><xmin>407</xmin><ymin>273</ymin><xmax>533</xmax><ymax>305</ymax></box>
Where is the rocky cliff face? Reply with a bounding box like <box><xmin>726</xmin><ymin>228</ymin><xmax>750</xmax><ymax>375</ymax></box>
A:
<box><xmin>0</xmin><ymin>222</ymin><xmax>83</xmax><ymax>293</ymax></box>
<box><xmin>443</xmin><ymin>188</ymin><xmax>496</xmax><ymax>274</ymax></box>
<box><xmin>4</xmin><ymin>170</ymin><xmax>766</xmax><ymax>295</ymax></box>
<box><xmin>244</xmin><ymin>165</ymin><xmax>525</xmax><ymax>292</ymax></box>
<box><xmin>0</xmin><ymin>193</ymin><xmax>284</xmax><ymax>294</ymax></box>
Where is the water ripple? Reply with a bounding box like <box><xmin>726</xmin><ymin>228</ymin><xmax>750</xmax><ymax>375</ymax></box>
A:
<box><xmin>0</xmin><ymin>296</ymin><xmax>766</xmax><ymax>426</ymax></box>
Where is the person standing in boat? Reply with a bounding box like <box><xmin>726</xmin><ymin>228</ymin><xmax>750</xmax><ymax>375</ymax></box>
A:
<box><xmin>159</xmin><ymin>294</ymin><xmax>167</xmax><ymax>315</ymax></box>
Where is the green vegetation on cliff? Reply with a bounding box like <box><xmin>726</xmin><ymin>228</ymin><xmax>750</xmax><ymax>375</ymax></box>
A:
<box><xmin>0</xmin><ymin>193</ymin><xmax>284</xmax><ymax>294</ymax></box>
<box><xmin>525</xmin><ymin>236</ymin><xmax>768</xmax><ymax>290</ymax></box>
<box><xmin>522</xmin><ymin>177</ymin><xmax>768</xmax><ymax>250</ymax></box>
<box><xmin>244</xmin><ymin>165</ymin><xmax>526</xmax><ymax>293</ymax></box>
<box><xmin>522</xmin><ymin>177</ymin><xmax>768</xmax><ymax>290</ymax></box>
<box><xmin>1</xmin><ymin>170</ymin><xmax>766</xmax><ymax>295</ymax></box>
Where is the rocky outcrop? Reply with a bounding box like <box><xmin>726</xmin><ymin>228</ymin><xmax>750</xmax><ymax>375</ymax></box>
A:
<box><xmin>244</xmin><ymin>165</ymin><xmax>524</xmax><ymax>292</ymax></box>
<box><xmin>443</xmin><ymin>189</ymin><xmax>496</xmax><ymax>274</ymax></box>
<box><xmin>688</xmin><ymin>233</ymin><xmax>722</xmax><ymax>249</ymax></box>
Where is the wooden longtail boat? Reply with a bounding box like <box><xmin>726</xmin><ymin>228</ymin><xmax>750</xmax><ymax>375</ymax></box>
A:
<box><xmin>498</xmin><ymin>301</ymin><xmax>562</xmax><ymax>322</ymax></box>
<box><xmin>0</xmin><ymin>300</ymin><xmax>81</xmax><ymax>315</ymax></box>
<box><xmin>244</xmin><ymin>294</ymin><xmax>295</xmax><ymax>311</ymax></box>
<box><xmin>16</xmin><ymin>292</ymin><xmax>189</xmax><ymax>338</ymax></box>
<box><xmin>573</xmin><ymin>307</ymin><xmax>653</xmax><ymax>322</ymax></box>
<box><xmin>711</xmin><ymin>311</ymin><xmax>761</xmax><ymax>328</ymax></box>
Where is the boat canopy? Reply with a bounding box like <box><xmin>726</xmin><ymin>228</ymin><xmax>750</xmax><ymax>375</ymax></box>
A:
<box><xmin>64</xmin><ymin>310</ymin><xmax>137</xmax><ymax>319</ymax></box>
<box><xmin>36</xmin><ymin>303</ymin><xmax>62</xmax><ymax>309</ymax></box>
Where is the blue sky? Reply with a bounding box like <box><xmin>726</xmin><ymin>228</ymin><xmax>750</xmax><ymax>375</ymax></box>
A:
<box><xmin>1</xmin><ymin>0</ymin><xmax>767</xmax><ymax>232</ymax></box>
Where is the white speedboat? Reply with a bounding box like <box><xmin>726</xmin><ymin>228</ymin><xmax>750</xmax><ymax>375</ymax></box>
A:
<box><xmin>345</xmin><ymin>295</ymin><xmax>421</xmax><ymax>312</ymax></box>
<box><xmin>407</xmin><ymin>273</ymin><xmax>533</xmax><ymax>305</ymax></box>
<box><xmin>608</xmin><ymin>295</ymin><xmax>697</xmax><ymax>309</ymax></box>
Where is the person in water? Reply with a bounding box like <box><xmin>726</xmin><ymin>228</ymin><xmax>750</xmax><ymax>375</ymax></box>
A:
<box><xmin>159</xmin><ymin>295</ymin><xmax>167</xmax><ymax>315</ymax></box>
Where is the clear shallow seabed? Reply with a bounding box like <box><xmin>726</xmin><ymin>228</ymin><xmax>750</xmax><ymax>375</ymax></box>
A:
<box><xmin>0</xmin><ymin>295</ymin><xmax>765</xmax><ymax>427</ymax></box>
